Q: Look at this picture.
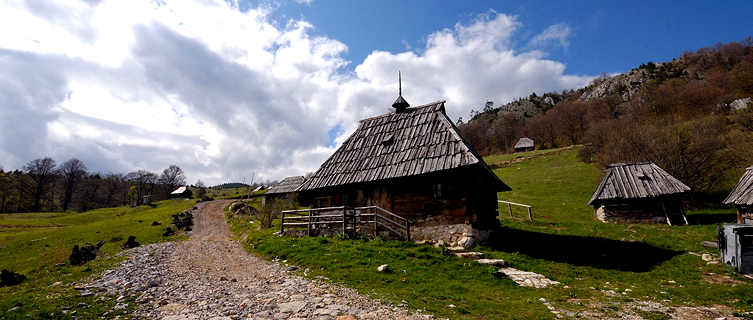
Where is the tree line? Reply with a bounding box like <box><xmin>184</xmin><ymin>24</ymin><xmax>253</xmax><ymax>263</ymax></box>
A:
<box><xmin>0</xmin><ymin>157</ymin><xmax>189</xmax><ymax>213</ymax></box>
<box><xmin>459</xmin><ymin>39</ymin><xmax>753</xmax><ymax>195</ymax></box>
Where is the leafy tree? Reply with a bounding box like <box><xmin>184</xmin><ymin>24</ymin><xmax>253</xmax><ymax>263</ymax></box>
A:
<box><xmin>159</xmin><ymin>165</ymin><xmax>186</xmax><ymax>195</ymax></box>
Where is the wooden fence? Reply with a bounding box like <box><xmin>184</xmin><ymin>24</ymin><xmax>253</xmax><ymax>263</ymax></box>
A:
<box><xmin>281</xmin><ymin>205</ymin><xmax>410</xmax><ymax>240</ymax></box>
<box><xmin>498</xmin><ymin>200</ymin><xmax>534</xmax><ymax>222</ymax></box>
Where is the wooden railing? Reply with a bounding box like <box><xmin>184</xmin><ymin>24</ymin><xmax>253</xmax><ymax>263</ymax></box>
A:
<box><xmin>280</xmin><ymin>205</ymin><xmax>410</xmax><ymax>240</ymax></box>
<box><xmin>498</xmin><ymin>200</ymin><xmax>534</xmax><ymax>222</ymax></box>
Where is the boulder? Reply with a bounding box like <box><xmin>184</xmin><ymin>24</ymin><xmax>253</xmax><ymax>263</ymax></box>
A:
<box><xmin>377</xmin><ymin>264</ymin><xmax>389</xmax><ymax>272</ymax></box>
<box><xmin>69</xmin><ymin>242</ymin><xmax>104</xmax><ymax>266</ymax></box>
<box><xmin>121</xmin><ymin>236</ymin><xmax>140</xmax><ymax>249</ymax></box>
<box><xmin>0</xmin><ymin>269</ymin><xmax>26</xmax><ymax>287</ymax></box>
<box><xmin>151</xmin><ymin>221</ymin><xmax>161</xmax><ymax>226</ymax></box>
<box><xmin>163</xmin><ymin>227</ymin><xmax>176</xmax><ymax>237</ymax></box>
<box><xmin>475</xmin><ymin>259</ymin><xmax>506</xmax><ymax>266</ymax></box>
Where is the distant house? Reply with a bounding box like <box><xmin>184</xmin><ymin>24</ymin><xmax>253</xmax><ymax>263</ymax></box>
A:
<box><xmin>513</xmin><ymin>137</ymin><xmax>534</xmax><ymax>152</ymax></box>
<box><xmin>723</xmin><ymin>166</ymin><xmax>753</xmax><ymax>224</ymax></box>
<box><xmin>262</xmin><ymin>176</ymin><xmax>304</xmax><ymax>206</ymax></box>
<box><xmin>170</xmin><ymin>186</ymin><xmax>192</xmax><ymax>199</ymax></box>
<box><xmin>297</xmin><ymin>91</ymin><xmax>510</xmax><ymax>246</ymax></box>
<box><xmin>588</xmin><ymin>162</ymin><xmax>690</xmax><ymax>225</ymax></box>
<box><xmin>252</xmin><ymin>185</ymin><xmax>266</xmax><ymax>192</ymax></box>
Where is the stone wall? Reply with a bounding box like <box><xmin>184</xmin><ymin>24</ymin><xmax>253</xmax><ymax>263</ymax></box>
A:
<box><xmin>595</xmin><ymin>205</ymin><xmax>667</xmax><ymax>224</ymax></box>
<box><xmin>410</xmin><ymin>214</ymin><xmax>491</xmax><ymax>247</ymax></box>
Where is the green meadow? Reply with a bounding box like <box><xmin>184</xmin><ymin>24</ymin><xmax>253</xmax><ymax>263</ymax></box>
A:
<box><xmin>228</xmin><ymin>147</ymin><xmax>753</xmax><ymax>319</ymax></box>
<box><xmin>0</xmin><ymin>199</ymin><xmax>196</xmax><ymax>319</ymax></box>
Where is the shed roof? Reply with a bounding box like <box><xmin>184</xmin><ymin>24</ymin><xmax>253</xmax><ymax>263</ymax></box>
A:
<box><xmin>170</xmin><ymin>186</ymin><xmax>187</xmax><ymax>194</ymax></box>
<box><xmin>267</xmin><ymin>176</ymin><xmax>305</xmax><ymax>195</ymax></box>
<box><xmin>588</xmin><ymin>162</ymin><xmax>690</xmax><ymax>206</ymax></box>
<box><xmin>298</xmin><ymin>100</ymin><xmax>509</xmax><ymax>191</ymax></box>
<box><xmin>514</xmin><ymin>137</ymin><xmax>534</xmax><ymax>149</ymax></box>
<box><xmin>723</xmin><ymin>166</ymin><xmax>753</xmax><ymax>206</ymax></box>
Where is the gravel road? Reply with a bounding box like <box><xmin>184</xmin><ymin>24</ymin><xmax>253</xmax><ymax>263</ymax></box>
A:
<box><xmin>88</xmin><ymin>200</ymin><xmax>436</xmax><ymax>320</ymax></box>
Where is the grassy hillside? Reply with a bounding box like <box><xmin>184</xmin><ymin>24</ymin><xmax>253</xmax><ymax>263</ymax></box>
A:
<box><xmin>229</xmin><ymin>147</ymin><xmax>753</xmax><ymax>319</ymax></box>
<box><xmin>0</xmin><ymin>199</ymin><xmax>196</xmax><ymax>318</ymax></box>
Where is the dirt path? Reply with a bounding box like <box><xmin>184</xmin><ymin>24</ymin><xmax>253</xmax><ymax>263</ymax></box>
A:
<box><xmin>89</xmin><ymin>200</ymin><xmax>435</xmax><ymax>320</ymax></box>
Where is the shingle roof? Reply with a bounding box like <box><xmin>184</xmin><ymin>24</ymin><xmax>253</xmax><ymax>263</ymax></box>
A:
<box><xmin>170</xmin><ymin>186</ymin><xmax>187</xmax><ymax>194</ymax></box>
<box><xmin>723</xmin><ymin>166</ymin><xmax>753</xmax><ymax>206</ymax></box>
<box><xmin>267</xmin><ymin>176</ymin><xmax>305</xmax><ymax>195</ymax></box>
<box><xmin>514</xmin><ymin>137</ymin><xmax>534</xmax><ymax>149</ymax></box>
<box><xmin>298</xmin><ymin>100</ymin><xmax>509</xmax><ymax>191</ymax></box>
<box><xmin>588</xmin><ymin>162</ymin><xmax>690</xmax><ymax>205</ymax></box>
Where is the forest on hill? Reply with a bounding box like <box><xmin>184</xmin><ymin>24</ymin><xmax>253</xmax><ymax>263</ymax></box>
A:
<box><xmin>458</xmin><ymin>38</ymin><xmax>753</xmax><ymax>195</ymax></box>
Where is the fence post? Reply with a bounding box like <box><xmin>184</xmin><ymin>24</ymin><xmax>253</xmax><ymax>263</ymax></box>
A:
<box><xmin>373</xmin><ymin>208</ymin><xmax>378</xmax><ymax>237</ymax></box>
<box><xmin>528</xmin><ymin>207</ymin><xmax>533</xmax><ymax>222</ymax></box>
<box><xmin>307</xmin><ymin>209</ymin><xmax>313</xmax><ymax>236</ymax></box>
<box><xmin>508</xmin><ymin>202</ymin><xmax>513</xmax><ymax>218</ymax></box>
<box><xmin>405</xmin><ymin>220</ymin><xmax>410</xmax><ymax>241</ymax></box>
<box><xmin>342</xmin><ymin>206</ymin><xmax>346</xmax><ymax>235</ymax></box>
<box><xmin>280</xmin><ymin>210</ymin><xmax>285</xmax><ymax>235</ymax></box>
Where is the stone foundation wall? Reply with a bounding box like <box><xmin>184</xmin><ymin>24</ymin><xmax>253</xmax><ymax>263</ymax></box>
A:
<box><xmin>410</xmin><ymin>214</ymin><xmax>491</xmax><ymax>247</ymax></box>
<box><xmin>595</xmin><ymin>205</ymin><xmax>667</xmax><ymax>224</ymax></box>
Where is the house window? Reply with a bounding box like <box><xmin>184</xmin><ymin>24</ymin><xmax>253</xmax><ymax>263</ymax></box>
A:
<box><xmin>432</xmin><ymin>183</ymin><xmax>443</xmax><ymax>200</ymax></box>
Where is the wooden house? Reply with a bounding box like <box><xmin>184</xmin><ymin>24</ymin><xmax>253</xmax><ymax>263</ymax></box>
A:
<box><xmin>588</xmin><ymin>162</ymin><xmax>690</xmax><ymax>225</ymax></box>
<box><xmin>262</xmin><ymin>176</ymin><xmax>304</xmax><ymax>207</ymax></box>
<box><xmin>296</xmin><ymin>92</ymin><xmax>510</xmax><ymax>246</ymax></box>
<box><xmin>513</xmin><ymin>137</ymin><xmax>534</xmax><ymax>152</ymax></box>
<box><xmin>723</xmin><ymin>166</ymin><xmax>753</xmax><ymax>224</ymax></box>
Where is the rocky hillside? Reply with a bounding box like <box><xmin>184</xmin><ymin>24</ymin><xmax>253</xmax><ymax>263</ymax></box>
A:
<box><xmin>460</xmin><ymin>39</ymin><xmax>753</xmax><ymax>194</ymax></box>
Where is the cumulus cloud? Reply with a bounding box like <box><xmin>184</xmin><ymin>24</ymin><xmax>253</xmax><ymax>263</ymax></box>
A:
<box><xmin>0</xmin><ymin>1</ymin><xmax>591</xmax><ymax>184</ymax></box>
<box><xmin>528</xmin><ymin>23</ymin><xmax>572</xmax><ymax>49</ymax></box>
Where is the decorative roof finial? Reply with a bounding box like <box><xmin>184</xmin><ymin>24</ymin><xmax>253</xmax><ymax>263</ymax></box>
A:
<box><xmin>392</xmin><ymin>71</ymin><xmax>410</xmax><ymax>111</ymax></box>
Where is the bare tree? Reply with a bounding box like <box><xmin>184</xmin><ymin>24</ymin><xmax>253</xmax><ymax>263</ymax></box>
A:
<box><xmin>126</xmin><ymin>170</ymin><xmax>158</xmax><ymax>205</ymax></box>
<box><xmin>159</xmin><ymin>165</ymin><xmax>186</xmax><ymax>194</ymax></box>
<box><xmin>23</xmin><ymin>157</ymin><xmax>57</xmax><ymax>212</ymax></box>
<box><xmin>59</xmin><ymin>158</ymin><xmax>87</xmax><ymax>212</ymax></box>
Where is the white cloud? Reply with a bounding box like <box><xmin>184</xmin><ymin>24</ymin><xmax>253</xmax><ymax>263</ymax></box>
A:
<box><xmin>0</xmin><ymin>1</ymin><xmax>591</xmax><ymax>184</ymax></box>
<box><xmin>528</xmin><ymin>23</ymin><xmax>572</xmax><ymax>49</ymax></box>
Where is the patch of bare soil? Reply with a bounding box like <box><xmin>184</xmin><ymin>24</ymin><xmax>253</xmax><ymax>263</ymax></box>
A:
<box><xmin>89</xmin><ymin>200</ymin><xmax>437</xmax><ymax>319</ymax></box>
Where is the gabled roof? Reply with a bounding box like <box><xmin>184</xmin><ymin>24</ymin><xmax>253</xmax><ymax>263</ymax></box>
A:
<box><xmin>723</xmin><ymin>166</ymin><xmax>753</xmax><ymax>206</ymax></box>
<box><xmin>588</xmin><ymin>162</ymin><xmax>690</xmax><ymax>205</ymax></box>
<box><xmin>298</xmin><ymin>100</ymin><xmax>509</xmax><ymax>191</ymax></box>
<box><xmin>170</xmin><ymin>186</ymin><xmax>187</xmax><ymax>194</ymax></box>
<box><xmin>514</xmin><ymin>137</ymin><xmax>534</xmax><ymax>149</ymax></box>
<box><xmin>267</xmin><ymin>176</ymin><xmax>305</xmax><ymax>195</ymax></box>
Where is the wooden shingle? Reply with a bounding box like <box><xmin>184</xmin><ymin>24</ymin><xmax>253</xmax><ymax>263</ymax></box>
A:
<box><xmin>298</xmin><ymin>101</ymin><xmax>508</xmax><ymax>191</ymax></box>
<box><xmin>723</xmin><ymin>166</ymin><xmax>753</xmax><ymax>206</ymax></box>
<box><xmin>588</xmin><ymin>162</ymin><xmax>690</xmax><ymax>206</ymax></box>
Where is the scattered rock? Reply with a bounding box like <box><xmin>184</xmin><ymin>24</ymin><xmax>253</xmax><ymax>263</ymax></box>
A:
<box><xmin>456</xmin><ymin>236</ymin><xmax>474</xmax><ymax>248</ymax></box>
<box><xmin>69</xmin><ymin>242</ymin><xmax>104</xmax><ymax>266</ymax></box>
<box><xmin>121</xmin><ymin>236</ymin><xmax>140</xmax><ymax>249</ymax></box>
<box><xmin>454</xmin><ymin>252</ymin><xmax>484</xmax><ymax>259</ymax></box>
<box><xmin>163</xmin><ymin>227</ymin><xmax>176</xmax><ymax>237</ymax></box>
<box><xmin>377</xmin><ymin>264</ymin><xmax>390</xmax><ymax>272</ymax></box>
<box><xmin>151</xmin><ymin>221</ymin><xmax>162</xmax><ymax>226</ymax></box>
<box><xmin>701</xmin><ymin>241</ymin><xmax>718</xmax><ymax>248</ymax></box>
<box><xmin>0</xmin><ymin>269</ymin><xmax>27</xmax><ymax>287</ymax></box>
<box><xmin>278</xmin><ymin>301</ymin><xmax>306</xmax><ymax>313</ymax></box>
<box><xmin>475</xmin><ymin>259</ymin><xmax>506</xmax><ymax>266</ymax></box>
<box><xmin>498</xmin><ymin>267</ymin><xmax>560</xmax><ymax>288</ymax></box>
<box><xmin>702</xmin><ymin>254</ymin><xmax>714</xmax><ymax>262</ymax></box>
<box><xmin>287</xmin><ymin>266</ymin><xmax>298</xmax><ymax>272</ymax></box>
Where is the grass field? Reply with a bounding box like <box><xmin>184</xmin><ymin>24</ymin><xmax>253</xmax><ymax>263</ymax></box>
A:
<box><xmin>0</xmin><ymin>199</ymin><xmax>196</xmax><ymax>318</ymax></box>
<box><xmin>206</xmin><ymin>187</ymin><xmax>263</xmax><ymax>199</ymax></box>
<box><xmin>228</xmin><ymin>147</ymin><xmax>753</xmax><ymax>319</ymax></box>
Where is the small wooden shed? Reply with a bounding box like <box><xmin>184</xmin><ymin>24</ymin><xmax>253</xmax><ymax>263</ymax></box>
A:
<box><xmin>170</xmin><ymin>186</ymin><xmax>191</xmax><ymax>199</ymax></box>
<box><xmin>588</xmin><ymin>162</ymin><xmax>690</xmax><ymax>225</ymax></box>
<box><xmin>262</xmin><ymin>176</ymin><xmax>304</xmax><ymax>206</ymax></box>
<box><xmin>513</xmin><ymin>137</ymin><xmax>534</xmax><ymax>152</ymax></box>
<box><xmin>723</xmin><ymin>166</ymin><xmax>753</xmax><ymax>224</ymax></box>
<box><xmin>296</xmin><ymin>96</ymin><xmax>510</xmax><ymax>246</ymax></box>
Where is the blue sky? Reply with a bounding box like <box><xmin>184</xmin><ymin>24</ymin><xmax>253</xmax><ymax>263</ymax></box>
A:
<box><xmin>269</xmin><ymin>0</ymin><xmax>753</xmax><ymax>76</ymax></box>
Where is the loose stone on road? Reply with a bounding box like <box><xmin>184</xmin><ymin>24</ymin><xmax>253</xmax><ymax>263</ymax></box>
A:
<box><xmin>88</xmin><ymin>200</ymin><xmax>435</xmax><ymax>319</ymax></box>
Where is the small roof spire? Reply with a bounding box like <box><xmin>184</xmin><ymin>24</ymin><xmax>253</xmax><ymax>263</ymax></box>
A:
<box><xmin>392</xmin><ymin>71</ymin><xmax>410</xmax><ymax>112</ymax></box>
